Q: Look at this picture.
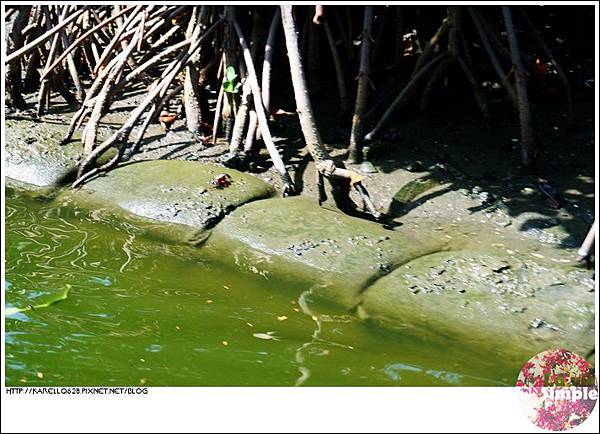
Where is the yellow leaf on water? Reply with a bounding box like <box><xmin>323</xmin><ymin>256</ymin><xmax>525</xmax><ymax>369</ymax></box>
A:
<box><xmin>222</xmin><ymin>341</ymin><xmax>229</xmax><ymax>346</ymax></box>
<box><xmin>277</xmin><ymin>316</ymin><xmax>288</xmax><ymax>321</ymax></box>
<box><xmin>36</xmin><ymin>372</ymin><xmax>43</xmax><ymax>379</ymax></box>
<box><xmin>246</xmin><ymin>322</ymin><xmax>254</xmax><ymax>327</ymax></box>
<box><xmin>206</xmin><ymin>300</ymin><xmax>213</xmax><ymax>304</ymax></box>
<box><xmin>293</xmin><ymin>308</ymin><xmax>300</xmax><ymax>313</ymax></box>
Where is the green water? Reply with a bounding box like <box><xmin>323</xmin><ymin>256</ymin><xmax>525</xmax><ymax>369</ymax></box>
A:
<box><xmin>4</xmin><ymin>189</ymin><xmax>515</xmax><ymax>386</ymax></box>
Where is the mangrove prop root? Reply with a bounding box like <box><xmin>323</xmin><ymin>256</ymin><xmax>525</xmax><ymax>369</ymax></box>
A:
<box><xmin>502</xmin><ymin>6</ymin><xmax>535</xmax><ymax>170</ymax></box>
<box><xmin>81</xmin><ymin>26</ymin><xmax>141</xmax><ymax>161</ymax></box>
<box><xmin>347</xmin><ymin>6</ymin><xmax>374</xmax><ymax>163</ymax></box>
<box><xmin>255</xmin><ymin>8</ymin><xmax>281</xmax><ymax>143</ymax></box>
<box><xmin>576</xmin><ymin>220</ymin><xmax>596</xmax><ymax>262</ymax></box>
<box><xmin>281</xmin><ymin>6</ymin><xmax>380</xmax><ymax>217</ymax></box>
<box><xmin>321</xmin><ymin>12</ymin><xmax>348</xmax><ymax>115</ymax></box>
<box><xmin>244</xmin><ymin>109</ymin><xmax>258</xmax><ymax>153</ymax></box>
<box><xmin>229</xmin><ymin>7</ymin><xmax>296</xmax><ymax>194</ymax></box>
<box><xmin>518</xmin><ymin>7</ymin><xmax>575</xmax><ymax>126</ymax></box>
<box><xmin>261</xmin><ymin>9</ymin><xmax>280</xmax><ymax>116</ymax></box>
<box><xmin>5</xmin><ymin>6</ymin><xmax>88</xmax><ymax>64</ymax></box>
<box><xmin>469</xmin><ymin>8</ymin><xmax>518</xmax><ymax>107</ymax></box>
<box><xmin>420</xmin><ymin>54</ymin><xmax>454</xmax><ymax>111</ymax></box>
<box><xmin>229</xmin><ymin>77</ymin><xmax>252</xmax><ymax>153</ymax></box>
<box><xmin>392</xmin><ymin>7</ymin><xmax>404</xmax><ymax>68</ymax></box>
<box><xmin>37</xmin><ymin>6</ymin><xmax>65</xmax><ymax>117</ymax></box>
<box><xmin>212</xmin><ymin>64</ymin><xmax>226</xmax><ymax>144</ymax></box>
<box><xmin>364</xmin><ymin>52</ymin><xmax>451</xmax><ymax>142</ymax></box>
<box><xmin>4</xmin><ymin>6</ymin><xmax>578</xmax><ymax>213</ymax></box>
<box><xmin>74</xmin><ymin>17</ymin><xmax>225</xmax><ymax>184</ymax></box>
<box><xmin>183</xmin><ymin>6</ymin><xmax>204</xmax><ymax>135</ymax></box>
<box><xmin>6</xmin><ymin>5</ymin><xmax>31</xmax><ymax>110</ymax></box>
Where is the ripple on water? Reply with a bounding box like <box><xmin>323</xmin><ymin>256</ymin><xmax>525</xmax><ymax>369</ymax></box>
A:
<box><xmin>5</xmin><ymin>190</ymin><xmax>514</xmax><ymax>386</ymax></box>
<box><xmin>383</xmin><ymin>362</ymin><xmax>507</xmax><ymax>386</ymax></box>
<box><xmin>88</xmin><ymin>276</ymin><xmax>113</xmax><ymax>286</ymax></box>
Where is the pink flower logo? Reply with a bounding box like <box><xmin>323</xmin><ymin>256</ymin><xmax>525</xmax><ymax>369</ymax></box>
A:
<box><xmin>517</xmin><ymin>349</ymin><xmax>597</xmax><ymax>431</ymax></box>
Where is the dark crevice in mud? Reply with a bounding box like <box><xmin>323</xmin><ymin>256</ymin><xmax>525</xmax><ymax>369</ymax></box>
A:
<box><xmin>353</xmin><ymin>244</ymin><xmax>451</xmax><ymax>309</ymax></box>
<box><xmin>50</xmin><ymin>167</ymin><xmax>79</xmax><ymax>188</ymax></box>
<box><xmin>186</xmin><ymin>228</ymin><xmax>212</xmax><ymax>248</ymax></box>
<box><xmin>184</xmin><ymin>199</ymin><xmax>263</xmax><ymax>247</ymax></box>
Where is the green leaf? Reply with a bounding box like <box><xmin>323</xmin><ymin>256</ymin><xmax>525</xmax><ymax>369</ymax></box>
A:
<box><xmin>5</xmin><ymin>284</ymin><xmax>72</xmax><ymax>316</ymax></box>
<box><xmin>225</xmin><ymin>65</ymin><xmax>238</xmax><ymax>81</ymax></box>
<box><xmin>223</xmin><ymin>81</ymin><xmax>236</xmax><ymax>93</ymax></box>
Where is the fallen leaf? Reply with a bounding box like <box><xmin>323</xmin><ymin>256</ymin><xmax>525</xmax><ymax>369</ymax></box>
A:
<box><xmin>206</xmin><ymin>299</ymin><xmax>213</xmax><ymax>304</ymax></box>
<box><xmin>222</xmin><ymin>341</ymin><xmax>229</xmax><ymax>346</ymax></box>
<box><xmin>246</xmin><ymin>322</ymin><xmax>254</xmax><ymax>327</ymax></box>
<box><xmin>277</xmin><ymin>316</ymin><xmax>288</xmax><ymax>321</ymax></box>
<box><xmin>36</xmin><ymin>372</ymin><xmax>43</xmax><ymax>379</ymax></box>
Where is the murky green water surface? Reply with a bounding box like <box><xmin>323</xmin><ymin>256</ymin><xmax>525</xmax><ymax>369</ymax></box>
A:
<box><xmin>5</xmin><ymin>189</ymin><xmax>515</xmax><ymax>386</ymax></box>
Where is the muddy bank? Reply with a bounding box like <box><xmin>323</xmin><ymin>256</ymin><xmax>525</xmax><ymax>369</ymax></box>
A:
<box><xmin>5</xmin><ymin>116</ymin><xmax>82</xmax><ymax>188</ymax></box>
<box><xmin>4</xmin><ymin>100</ymin><xmax>595</xmax><ymax>368</ymax></box>
<box><xmin>207</xmin><ymin>196</ymin><xmax>447</xmax><ymax>309</ymax></box>
<box><xmin>57</xmin><ymin>160</ymin><xmax>274</xmax><ymax>242</ymax></box>
<box><xmin>5</xmin><ymin>161</ymin><xmax>595</xmax><ymax>368</ymax></box>
<box><xmin>359</xmin><ymin>250</ymin><xmax>594</xmax><ymax>367</ymax></box>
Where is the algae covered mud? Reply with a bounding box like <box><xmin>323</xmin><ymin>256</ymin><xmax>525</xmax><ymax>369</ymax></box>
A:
<box><xmin>6</xmin><ymin>189</ymin><xmax>513</xmax><ymax>386</ymax></box>
<box><xmin>4</xmin><ymin>147</ymin><xmax>596</xmax><ymax>386</ymax></box>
